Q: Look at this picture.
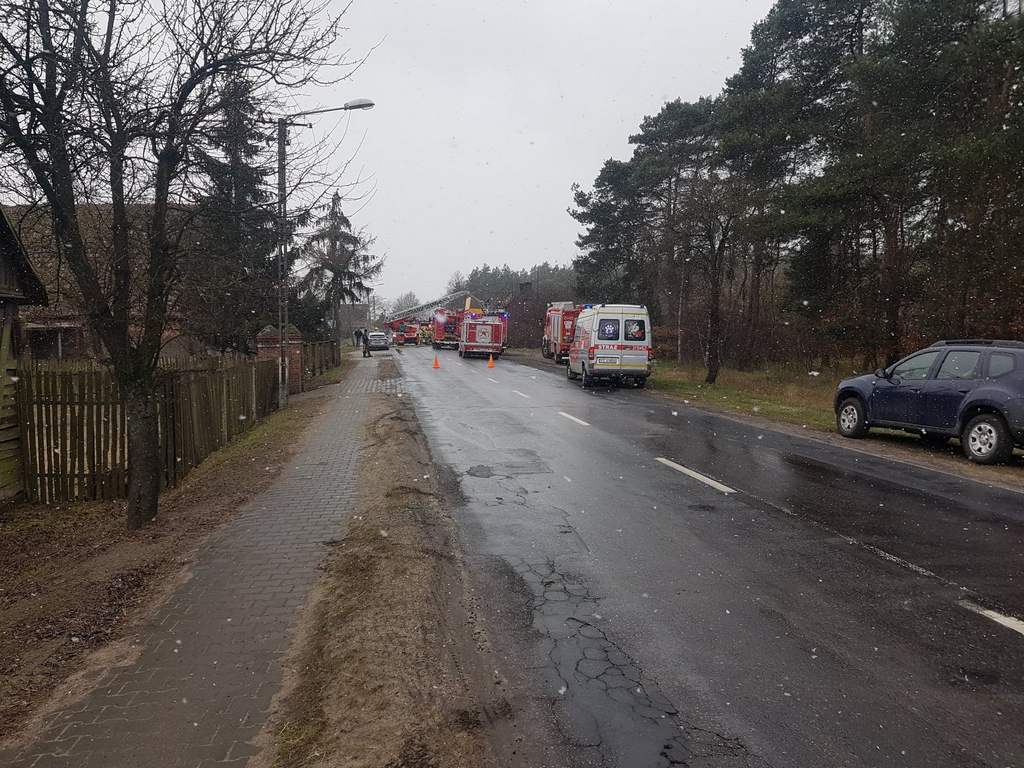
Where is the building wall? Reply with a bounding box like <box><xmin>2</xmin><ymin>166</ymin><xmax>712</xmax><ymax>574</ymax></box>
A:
<box><xmin>336</xmin><ymin>302</ymin><xmax>370</xmax><ymax>344</ymax></box>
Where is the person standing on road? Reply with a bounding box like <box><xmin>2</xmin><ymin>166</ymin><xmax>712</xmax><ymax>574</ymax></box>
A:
<box><xmin>362</xmin><ymin>328</ymin><xmax>372</xmax><ymax>358</ymax></box>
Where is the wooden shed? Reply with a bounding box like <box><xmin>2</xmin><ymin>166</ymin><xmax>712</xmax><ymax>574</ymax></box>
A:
<box><xmin>0</xmin><ymin>208</ymin><xmax>48</xmax><ymax>500</ymax></box>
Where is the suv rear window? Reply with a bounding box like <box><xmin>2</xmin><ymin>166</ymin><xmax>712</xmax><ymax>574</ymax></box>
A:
<box><xmin>597</xmin><ymin>319</ymin><xmax>620</xmax><ymax>340</ymax></box>
<box><xmin>989</xmin><ymin>352</ymin><xmax>1017</xmax><ymax>378</ymax></box>
<box><xmin>624</xmin><ymin>319</ymin><xmax>646</xmax><ymax>341</ymax></box>
<box><xmin>936</xmin><ymin>351</ymin><xmax>981</xmax><ymax>380</ymax></box>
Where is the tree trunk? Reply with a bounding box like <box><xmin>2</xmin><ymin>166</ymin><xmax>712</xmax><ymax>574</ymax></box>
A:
<box><xmin>742</xmin><ymin>240</ymin><xmax>765</xmax><ymax>369</ymax></box>
<box><xmin>675</xmin><ymin>253</ymin><xmax>692</xmax><ymax>364</ymax></box>
<box><xmin>705</xmin><ymin>270</ymin><xmax>723</xmax><ymax>384</ymax></box>
<box><xmin>880</xmin><ymin>212</ymin><xmax>902</xmax><ymax>365</ymax></box>
<box><xmin>124</xmin><ymin>385</ymin><xmax>162</xmax><ymax>530</ymax></box>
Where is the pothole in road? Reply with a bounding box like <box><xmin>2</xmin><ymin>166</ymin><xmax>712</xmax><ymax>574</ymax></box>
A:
<box><xmin>467</xmin><ymin>465</ymin><xmax>495</xmax><ymax>478</ymax></box>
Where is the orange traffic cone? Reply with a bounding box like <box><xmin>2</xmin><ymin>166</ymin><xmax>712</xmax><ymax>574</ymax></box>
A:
<box><xmin>487</xmin><ymin>354</ymin><xmax>495</xmax><ymax>369</ymax></box>
<box><xmin>433</xmin><ymin>354</ymin><xmax>441</xmax><ymax>369</ymax></box>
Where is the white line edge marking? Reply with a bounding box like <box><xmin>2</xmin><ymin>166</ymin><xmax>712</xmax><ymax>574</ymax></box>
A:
<box><xmin>512</xmin><ymin>390</ymin><xmax>530</xmax><ymax>399</ymax></box>
<box><xmin>859</xmin><ymin>543</ymin><xmax>938</xmax><ymax>579</ymax></box>
<box><xmin>655</xmin><ymin>457</ymin><xmax>736</xmax><ymax>495</ymax></box>
<box><xmin>558</xmin><ymin>411</ymin><xmax>590</xmax><ymax>426</ymax></box>
<box><xmin>487</xmin><ymin>377</ymin><xmax>499</xmax><ymax>383</ymax></box>
<box><xmin>959</xmin><ymin>600</ymin><xmax>1024</xmax><ymax>638</ymax></box>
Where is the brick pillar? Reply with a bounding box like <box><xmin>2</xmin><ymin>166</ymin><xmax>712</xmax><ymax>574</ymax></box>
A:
<box><xmin>255</xmin><ymin>324</ymin><xmax>304</xmax><ymax>397</ymax></box>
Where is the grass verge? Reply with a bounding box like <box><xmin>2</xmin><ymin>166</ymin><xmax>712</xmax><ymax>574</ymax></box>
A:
<box><xmin>648</xmin><ymin>360</ymin><xmax>838</xmax><ymax>430</ymax></box>
<box><xmin>303</xmin><ymin>356</ymin><xmax>355</xmax><ymax>391</ymax></box>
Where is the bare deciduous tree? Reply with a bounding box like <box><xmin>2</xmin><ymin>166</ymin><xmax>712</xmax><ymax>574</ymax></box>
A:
<box><xmin>0</xmin><ymin>0</ymin><xmax>346</xmax><ymax>527</ymax></box>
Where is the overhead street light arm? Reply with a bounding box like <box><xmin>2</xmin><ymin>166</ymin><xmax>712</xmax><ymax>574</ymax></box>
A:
<box><xmin>286</xmin><ymin>98</ymin><xmax>376</xmax><ymax>120</ymax></box>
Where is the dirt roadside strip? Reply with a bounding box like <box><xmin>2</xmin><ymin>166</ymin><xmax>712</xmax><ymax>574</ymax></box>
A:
<box><xmin>0</xmin><ymin>366</ymin><xmax>345</xmax><ymax>745</ymax></box>
<box><xmin>256</xmin><ymin>358</ymin><xmax>516</xmax><ymax>768</ymax></box>
<box><xmin>503</xmin><ymin>349</ymin><xmax>1024</xmax><ymax>495</ymax></box>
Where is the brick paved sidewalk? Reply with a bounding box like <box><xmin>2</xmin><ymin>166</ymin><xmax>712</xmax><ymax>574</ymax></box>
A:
<box><xmin>2</xmin><ymin>357</ymin><xmax>380</xmax><ymax>768</ymax></box>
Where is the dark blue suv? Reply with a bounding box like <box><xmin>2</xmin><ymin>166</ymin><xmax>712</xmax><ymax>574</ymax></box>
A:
<box><xmin>834</xmin><ymin>340</ymin><xmax>1024</xmax><ymax>464</ymax></box>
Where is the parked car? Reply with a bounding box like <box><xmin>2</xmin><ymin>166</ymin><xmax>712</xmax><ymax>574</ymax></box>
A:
<box><xmin>834</xmin><ymin>340</ymin><xmax>1024</xmax><ymax>464</ymax></box>
<box><xmin>566</xmin><ymin>303</ymin><xmax>652</xmax><ymax>388</ymax></box>
<box><xmin>366</xmin><ymin>331</ymin><xmax>390</xmax><ymax>351</ymax></box>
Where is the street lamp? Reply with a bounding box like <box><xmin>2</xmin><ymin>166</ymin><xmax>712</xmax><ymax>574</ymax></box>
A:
<box><xmin>276</xmin><ymin>98</ymin><xmax>375</xmax><ymax>407</ymax></box>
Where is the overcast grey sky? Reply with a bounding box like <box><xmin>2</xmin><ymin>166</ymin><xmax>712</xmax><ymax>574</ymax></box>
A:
<box><xmin>320</xmin><ymin>0</ymin><xmax>776</xmax><ymax>304</ymax></box>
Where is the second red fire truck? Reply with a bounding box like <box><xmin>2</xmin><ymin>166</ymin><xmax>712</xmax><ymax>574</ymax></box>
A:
<box><xmin>542</xmin><ymin>302</ymin><xmax>580</xmax><ymax>363</ymax></box>
<box><xmin>432</xmin><ymin>308</ymin><xmax>463</xmax><ymax>350</ymax></box>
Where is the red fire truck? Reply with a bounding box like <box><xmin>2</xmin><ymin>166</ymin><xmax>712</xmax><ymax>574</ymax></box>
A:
<box><xmin>459</xmin><ymin>314</ymin><xmax>505</xmax><ymax>358</ymax></box>
<box><xmin>542</xmin><ymin>302</ymin><xmax>580</xmax><ymax>363</ymax></box>
<box><xmin>389</xmin><ymin>319</ymin><xmax>420</xmax><ymax>345</ymax></box>
<box><xmin>432</xmin><ymin>308</ymin><xmax>463</xmax><ymax>350</ymax></box>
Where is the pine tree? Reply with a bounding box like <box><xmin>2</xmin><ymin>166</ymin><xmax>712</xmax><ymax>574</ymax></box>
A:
<box><xmin>182</xmin><ymin>77</ymin><xmax>278</xmax><ymax>353</ymax></box>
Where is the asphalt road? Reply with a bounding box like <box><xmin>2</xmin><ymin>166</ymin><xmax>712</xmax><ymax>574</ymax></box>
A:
<box><xmin>391</xmin><ymin>345</ymin><xmax>1024</xmax><ymax>768</ymax></box>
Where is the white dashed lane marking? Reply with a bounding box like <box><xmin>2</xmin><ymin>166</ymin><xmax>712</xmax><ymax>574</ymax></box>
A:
<box><xmin>558</xmin><ymin>412</ymin><xmax>590</xmax><ymax>427</ymax></box>
<box><xmin>655</xmin><ymin>457</ymin><xmax>736</xmax><ymax>495</ymax></box>
<box><xmin>960</xmin><ymin>600</ymin><xmax>1024</xmax><ymax>639</ymax></box>
<box><xmin>512</xmin><ymin>390</ymin><xmax>530</xmax><ymax>399</ymax></box>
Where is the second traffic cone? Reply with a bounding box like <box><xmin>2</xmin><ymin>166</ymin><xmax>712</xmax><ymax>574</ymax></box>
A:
<box><xmin>433</xmin><ymin>354</ymin><xmax>441</xmax><ymax>369</ymax></box>
<box><xmin>487</xmin><ymin>354</ymin><xmax>495</xmax><ymax>369</ymax></box>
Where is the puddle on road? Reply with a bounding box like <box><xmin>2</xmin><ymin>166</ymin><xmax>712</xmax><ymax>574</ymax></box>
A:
<box><xmin>506</xmin><ymin>557</ymin><xmax>770</xmax><ymax>768</ymax></box>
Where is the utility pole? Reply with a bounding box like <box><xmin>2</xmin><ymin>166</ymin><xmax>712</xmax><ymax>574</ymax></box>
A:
<box><xmin>277</xmin><ymin>118</ymin><xmax>289</xmax><ymax>408</ymax></box>
<box><xmin>273</xmin><ymin>98</ymin><xmax>374</xmax><ymax>408</ymax></box>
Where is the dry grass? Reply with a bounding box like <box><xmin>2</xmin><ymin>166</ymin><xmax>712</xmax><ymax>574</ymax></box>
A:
<box><xmin>648</xmin><ymin>360</ymin><xmax>841</xmax><ymax>430</ymax></box>
<box><xmin>303</xmin><ymin>357</ymin><xmax>355</xmax><ymax>391</ymax></box>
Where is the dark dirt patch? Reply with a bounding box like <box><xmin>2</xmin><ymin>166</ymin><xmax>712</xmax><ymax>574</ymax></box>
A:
<box><xmin>0</xmin><ymin>390</ymin><xmax>334</xmax><ymax>743</ymax></box>
<box><xmin>262</xmin><ymin>393</ymin><xmax>505</xmax><ymax>768</ymax></box>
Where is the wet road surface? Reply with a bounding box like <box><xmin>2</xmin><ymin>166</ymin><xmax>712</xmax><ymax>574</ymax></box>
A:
<box><xmin>393</xmin><ymin>346</ymin><xmax>1024</xmax><ymax>768</ymax></box>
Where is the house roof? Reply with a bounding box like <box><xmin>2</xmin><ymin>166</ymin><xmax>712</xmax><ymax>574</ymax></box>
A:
<box><xmin>0</xmin><ymin>207</ymin><xmax>48</xmax><ymax>305</ymax></box>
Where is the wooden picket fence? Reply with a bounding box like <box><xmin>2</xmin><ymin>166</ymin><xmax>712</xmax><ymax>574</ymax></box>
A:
<box><xmin>16</xmin><ymin>357</ymin><xmax>280</xmax><ymax>504</ymax></box>
<box><xmin>300</xmin><ymin>341</ymin><xmax>340</xmax><ymax>383</ymax></box>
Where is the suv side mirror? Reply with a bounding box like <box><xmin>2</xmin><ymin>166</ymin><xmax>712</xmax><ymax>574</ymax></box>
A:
<box><xmin>874</xmin><ymin>368</ymin><xmax>888</xmax><ymax>379</ymax></box>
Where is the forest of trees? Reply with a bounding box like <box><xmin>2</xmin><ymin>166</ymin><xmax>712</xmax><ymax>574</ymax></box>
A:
<box><xmin>571</xmin><ymin>0</ymin><xmax>1024</xmax><ymax>382</ymax></box>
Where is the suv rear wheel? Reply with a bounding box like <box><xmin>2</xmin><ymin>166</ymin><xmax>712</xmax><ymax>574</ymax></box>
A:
<box><xmin>837</xmin><ymin>397</ymin><xmax>868</xmax><ymax>438</ymax></box>
<box><xmin>962</xmin><ymin>413</ymin><xmax>1013</xmax><ymax>465</ymax></box>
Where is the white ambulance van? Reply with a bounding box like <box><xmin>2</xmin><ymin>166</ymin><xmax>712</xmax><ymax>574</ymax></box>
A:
<box><xmin>566</xmin><ymin>304</ymin><xmax>652</xmax><ymax>388</ymax></box>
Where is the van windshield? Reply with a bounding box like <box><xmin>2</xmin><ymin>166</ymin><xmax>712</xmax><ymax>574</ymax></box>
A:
<box><xmin>624</xmin><ymin>319</ymin><xmax>646</xmax><ymax>342</ymax></box>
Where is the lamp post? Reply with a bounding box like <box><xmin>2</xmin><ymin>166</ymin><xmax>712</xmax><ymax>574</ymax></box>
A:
<box><xmin>276</xmin><ymin>98</ymin><xmax>375</xmax><ymax>407</ymax></box>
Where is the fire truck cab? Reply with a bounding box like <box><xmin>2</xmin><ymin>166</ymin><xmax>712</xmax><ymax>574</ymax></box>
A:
<box><xmin>543</xmin><ymin>302</ymin><xmax>579</xmax><ymax>363</ymax></box>
<box><xmin>566</xmin><ymin>304</ymin><xmax>652</xmax><ymax>388</ymax></box>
